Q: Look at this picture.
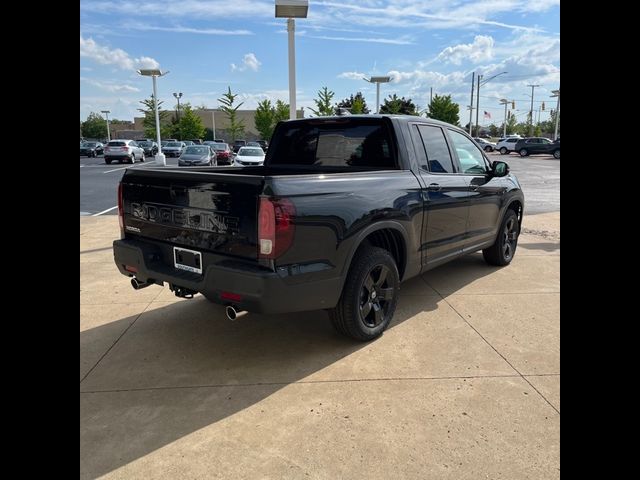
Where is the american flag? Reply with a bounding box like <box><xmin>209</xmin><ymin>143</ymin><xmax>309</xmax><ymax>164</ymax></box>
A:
<box><xmin>484</xmin><ymin>111</ymin><xmax>491</xmax><ymax>119</ymax></box>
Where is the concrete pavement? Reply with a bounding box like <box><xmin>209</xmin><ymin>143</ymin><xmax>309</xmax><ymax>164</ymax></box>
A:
<box><xmin>80</xmin><ymin>213</ymin><xmax>559</xmax><ymax>479</ymax></box>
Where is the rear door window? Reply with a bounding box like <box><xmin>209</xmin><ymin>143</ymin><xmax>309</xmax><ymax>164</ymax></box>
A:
<box><xmin>415</xmin><ymin>125</ymin><xmax>455</xmax><ymax>173</ymax></box>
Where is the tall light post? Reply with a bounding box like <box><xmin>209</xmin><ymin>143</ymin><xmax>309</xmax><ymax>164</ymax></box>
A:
<box><xmin>275</xmin><ymin>0</ymin><xmax>308</xmax><ymax>120</ymax></box>
<box><xmin>499</xmin><ymin>99</ymin><xmax>510</xmax><ymax>138</ymax></box>
<box><xmin>527</xmin><ymin>84</ymin><xmax>540</xmax><ymax>136</ymax></box>
<box><xmin>137</xmin><ymin>68</ymin><xmax>169</xmax><ymax>165</ymax></box>
<box><xmin>475</xmin><ymin>71</ymin><xmax>507</xmax><ymax>136</ymax></box>
<box><xmin>101</xmin><ymin>110</ymin><xmax>111</xmax><ymax>141</ymax></box>
<box><xmin>211</xmin><ymin>109</ymin><xmax>217</xmax><ymax>140</ymax></box>
<box><xmin>550</xmin><ymin>89</ymin><xmax>560</xmax><ymax>140</ymax></box>
<box><xmin>173</xmin><ymin>92</ymin><xmax>183</xmax><ymax>140</ymax></box>
<box><xmin>364</xmin><ymin>76</ymin><xmax>392</xmax><ymax>114</ymax></box>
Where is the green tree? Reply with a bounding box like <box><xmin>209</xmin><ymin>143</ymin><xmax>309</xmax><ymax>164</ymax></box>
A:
<box><xmin>273</xmin><ymin>99</ymin><xmax>290</xmax><ymax>124</ymax></box>
<box><xmin>175</xmin><ymin>103</ymin><xmax>206</xmax><ymax>140</ymax></box>
<box><xmin>334</xmin><ymin>92</ymin><xmax>370</xmax><ymax>114</ymax></box>
<box><xmin>81</xmin><ymin>112</ymin><xmax>107</xmax><ymax>139</ymax></box>
<box><xmin>218</xmin><ymin>86</ymin><xmax>245</xmax><ymax>142</ymax></box>
<box><xmin>138</xmin><ymin>95</ymin><xmax>172</xmax><ymax>139</ymax></box>
<box><xmin>505</xmin><ymin>113</ymin><xmax>518</xmax><ymax>135</ymax></box>
<box><xmin>488</xmin><ymin>124</ymin><xmax>499</xmax><ymax>137</ymax></box>
<box><xmin>379</xmin><ymin>94</ymin><xmax>418</xmax><ymax>115</ymax></box>
<box><xmin>426</xmin><ymin>94</ymin><xmax>459</xmax><ymax>125</ymax></box>
<box><xmin>254</xmin><ymin>99</ymin><xmax>275</xmax><ymax>140</ymax></box>
<box><xmin>310</xmin><ymin>86</ymin><xmax>335</xmax><ymax>116</ymax></box>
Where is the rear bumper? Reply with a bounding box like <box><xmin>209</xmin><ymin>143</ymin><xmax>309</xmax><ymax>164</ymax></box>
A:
<box><xmin>105</xmin><ymin>155</ymin><xmax>131</xmax><ymax>160</ymax></box>
<box><xmin>113</xmin><ymin>238</ymin><xmax>343</xmax><ymax>314</ymax></box>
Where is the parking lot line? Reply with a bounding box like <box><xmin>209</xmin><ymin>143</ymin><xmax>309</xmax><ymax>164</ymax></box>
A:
<box><xmin>92</xmin><ymin>206</ymin><xmax>118</xmax><ymax>216</ymax></box>
<box><xmin>102</xmin><ymin>163</ymin><xmax>158</xmax><ymax>174</ymax></box>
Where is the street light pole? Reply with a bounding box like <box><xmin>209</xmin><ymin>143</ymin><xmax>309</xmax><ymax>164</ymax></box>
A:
<box><xmin>275</xmin><ymin>1</ymin><xmax>308</xmax><ymax>120</ymax></box>
<box><xmin>101</xmin><ymin>110</ymin><xmax>111</xmax><ymax>141</ymax></box>
<box><xmin>551</xmin><ymin>89</ymin><xmax>560</xmax><ymax>140</ymax></box>
<box><xmin>468</xmin><ymin>72</ymin><xmax>475</xmax><ymax>135</ymax></box>
<box><xmin>527</xmin><ymin>84</ymin><xmax>540</xmax><ymax>136</ymax></box>
<box><xmin>363</xmin><ymin>76</ymin><xmax>392</xmax><ymax>114</ymax></box>
<box><xmin>211</xmin><ymin>109</ymin><xmax>216</xmax><ymax>140</ymax></box>
<box><xmin>137</xmin><ymin>69</ymin><xmax>169</xmax><ymax>165</ymax></box>
<box><xmin>475</xmin><ymin>74</ymin><xmax>482</xmax><ymax>137</ymax></box>
<box><xmin>499</xmin><ymin>99</ymin><xmax>509</xmax><ymax>137</ymax></box>
<box><xmin>287</xmin><ymin>18</ymin><xmax>296</xmax><ymax>120</ymax></box>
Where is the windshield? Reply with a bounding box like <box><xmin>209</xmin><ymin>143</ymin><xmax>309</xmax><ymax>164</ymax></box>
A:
<box><xmin>166</xmin><ymin>142</ymin><xmax>182</xmax><ymax>147</ymax></box>
<box><xmin>238</xmin><ymin>148</ymin><xmax>264</xmax><ymax>156</ymax></box>
<box><xmin>138</xmin><ymin>141</ymin><xmax>152</xmax><ymax>147</ymax></box>
<box><xmin>184</xmin><ymin>146</ymin><xmax>209</xmax><ymax>155</ymax></box>
<box><xmin>83</xmin><ymin>142</ymin><xmax>97</xmax><ymax>147</ymax></box>
<box><xmin>212</xmin><ymin>143</ymin><xmax>227</xmax><ymax>150</ymax></box>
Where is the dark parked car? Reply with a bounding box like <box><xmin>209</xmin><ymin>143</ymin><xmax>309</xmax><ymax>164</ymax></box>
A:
<box><xmin>80</xmin><ymin>142</ymin><xmax>104</xmax><ymax>157</ymax></box>
<box><xmin>137</xmin><ymin>141</ymin><xmax>158</xmax><ymax>156</ymax></box>
<box><xmin>178</xmin><ymin>145</ymin><xmax>217</xmax><ymax>167</ymax></box>
<box><xmin>256</xmin><ymin>140</ymin><xmax>269</xmax><ymax>152</ymax></box>
<box><xmin>188</xmin><ymin>139</ymin><xmax>203</xmax><ymax>145</ymax></box>
<box><xmin>114</xmin><ymin>115</ymin><xmax>524</xmax><ymax>341</ymax></box>
<box><xmin>232</xmin><ymin>139</ymin><xmax>247</xmax><ymax>153</ymax></box>
<box><xmin>515</xmin><ymin>137</ymin><xmax>560</xmax><ymax>158</ymax></box>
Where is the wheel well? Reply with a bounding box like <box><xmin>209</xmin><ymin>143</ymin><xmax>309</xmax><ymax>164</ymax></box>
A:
<box><xmin>507</xmin><ymin>200</ymin><xmax>523</xmax><ymax>229</ymax></box>
<box><xmin>359</xmin><ymin>228</ymin><xmax>406</xmax><ymax>279</ymax></box>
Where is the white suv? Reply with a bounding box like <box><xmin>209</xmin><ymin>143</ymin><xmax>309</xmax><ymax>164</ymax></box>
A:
<box><xmin>496</xmin><ymin>136</ymin><xmax>521</xmax><ymax>155</ymax></box>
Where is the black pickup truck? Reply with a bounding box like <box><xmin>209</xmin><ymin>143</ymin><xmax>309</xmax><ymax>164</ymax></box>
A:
<box><xmin>113</xmin><ymin>115</ymin><xmax>524</xmax><ymax>341</ymax></box>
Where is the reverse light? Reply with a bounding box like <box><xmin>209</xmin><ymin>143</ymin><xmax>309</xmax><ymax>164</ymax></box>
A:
<box><xmin>258</xmin><ymin>197</ymin><xmax>296</xmax><ymax>259</ymax></box>
<box><xmin>117</xmin><ymin>182</ymin><xmax>124</xmax><ymax>238</ymax></box>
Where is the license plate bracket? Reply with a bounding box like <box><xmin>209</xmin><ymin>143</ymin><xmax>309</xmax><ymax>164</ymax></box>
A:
<box><xmin>173</xmin><ymin>246</ymin><xmax>202</xmax><ymax>274</ymax></box>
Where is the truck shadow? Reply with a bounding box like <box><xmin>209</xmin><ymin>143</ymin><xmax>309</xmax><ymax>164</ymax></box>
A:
<box><xmin>80</xmin><ymin>255</ymin><xmax>498</xmax><ymax>479</ymax></box>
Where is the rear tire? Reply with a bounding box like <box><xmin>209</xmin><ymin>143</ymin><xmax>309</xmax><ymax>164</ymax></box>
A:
<box><xmin>485</xmin><ymin>146</ymin><xmax>493</xmax><ymax>152</ymax></box>
<box><xmin>329</xmin><ymin>246</ymin><xmax>400</xmax><ymax>342</ymax></box>
<box><xmin>519</xmin><ymin>149</ymin><xmax>528</xmax><ymax>157</ymax></box>
<box><xmin>105</xmin><ymin>159</ymin><xmax>111</xmax><ymax>165</ymax></box>
<box><xmin>553</xmin><ymin>149</ymin><xmax>560</xmax><ymax>159</ymax></box>
<box><xmin>500</xmin><ymin>147</ymin><xmax>509</xmax><ymax>155</ymax></box>
<box><xmin>483</xmin><ymin>209</ymin><xmax>519</xmax><ymax>266</ymax></box>
<box><xmin>129</xmin><ymin>154</ymin><xmax>135</xmax><ymax>164</ymax></box>
<box><xmin>140</xmin><ymin>152</ymin><xmax>145</xmax><ymax>162</ymax></box>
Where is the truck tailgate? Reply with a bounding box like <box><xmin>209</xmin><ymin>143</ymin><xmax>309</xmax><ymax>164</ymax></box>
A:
<box><xmin>121</xmin><ymin>168</ymin><xmax>264</xmax><ymax>260</ymax></box>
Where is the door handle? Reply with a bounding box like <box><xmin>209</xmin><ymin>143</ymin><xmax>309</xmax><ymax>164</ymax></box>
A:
<box><xmin>427</xmin><ymin>183</ymin><xmax>441</xmax><ymax>191</ymax></box>
<box><xmin>469</xmin><ymin>184</ymin><xmax>480</xmax><ymax>191</ymax></box>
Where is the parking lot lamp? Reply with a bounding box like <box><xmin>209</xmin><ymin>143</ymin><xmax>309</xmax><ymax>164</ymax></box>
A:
<box><xmin>137</xmin><ymin>69</ymin><xmax>169</xmax><ymax>165</ymax></box>
<box><xmin>550</xmin><ymin>89</ymin><xmax>560</xmax><ymax>140</ymax></box>
<box><xmin>275</xmin><ymin>0</ymin><xmax>308</xmax><ymax>120</ymax></box>
<box><xmin>364</xmin><ymin>76</ymin><xmax>392</xmax><ymax>114</ymax></box>
<box><xmin>101</xmin><ymin>110</ymin><xmax>111</xmax><ymax>141</ymax></box>
<box><xmin>498</xmin><ymin>100</ymin><xmax>509</xmax><ymax>137</ymax></box>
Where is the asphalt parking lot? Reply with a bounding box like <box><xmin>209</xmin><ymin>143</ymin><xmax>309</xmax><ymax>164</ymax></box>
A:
<box><xmin>80</xmin><ymin>151</ymin><xmax>560</xmax><ymax>216</ymax></box>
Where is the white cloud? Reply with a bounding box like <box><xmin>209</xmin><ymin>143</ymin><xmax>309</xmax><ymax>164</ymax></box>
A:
<box><xmin>437</xmin><ymin>35</ymin><xmax>495</xmax><ymax>65</ymax></box>
<box><xmin>338</xmin><ymin>71</ymin><xmax>367</xmax><ymax>80</ymax></box>
<box><xmin>308</xmin><ymin>35</ymin><xmax>415</xmax><ymax>45</ymax></box>
<box><xmin>231</xmin><ymin>53</ymin><xmax>261</xmax><ymax>72</ymax></box>
<box><xmin>81</xmin><ymin>77</ymin><xmax>141</xmax><ymax>93</ymax></box>
<box><xmin>136</xmin><ymin>25</ymin><xmax>253</xmax><ymax>35</ymax></box>
<box><xmin>80</xmin><ymin>35</ymin><xmax>160</xmax><ymax>71</ymax></box>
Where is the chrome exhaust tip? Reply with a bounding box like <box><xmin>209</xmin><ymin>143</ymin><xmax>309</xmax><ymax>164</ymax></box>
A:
<box><xmin>131</xmin><ymin>277</ymin><xmax>150</xmax><ymax>290</ymax></box>
<box><xmin>225</xmin><ymin>305</ymin><xmax>248</xmax><ymax>321</ymax></box>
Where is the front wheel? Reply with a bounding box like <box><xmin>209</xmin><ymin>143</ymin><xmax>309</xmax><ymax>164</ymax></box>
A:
<box><xmin>129</xmin><ymin>154</ymin><xmax>135</xmax><ymax>164</ymax></box>
<box><xmin>140</xmin><ymin>152</ymin><xmax>145</xmax><ymax>162</ymax></box>
<box><xmin>485</xmin><ymin>146</ymin><xmax>493</xmax><ymax>152</ymax></box>
<box><xmin>329</xmin><ymin>246</ymin><xmax>400</xmax><ymax>341</ymax></box>
<box><xmin>500</xmin><ymin>147</ymin><xmax>509</xmax><ymax>155</ymax></box>
<box><xmin>519</xmin><ymin>148</ymin><xmax>528</xmax><ymax>157</ymax></box>
<box><xmin>553</xmin><ymin>149</ymin><xmax>560</xmax><ymax>159</ymax></box>
<box><xmin>483</xmin><ymin>209</ymin><xmax>519</xmax><ymax>266</ymax></box>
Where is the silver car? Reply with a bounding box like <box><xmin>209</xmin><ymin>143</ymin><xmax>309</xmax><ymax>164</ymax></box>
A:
<box><xmin>104</xmin><ymin>140</ymin><xmax>145</xmax><ymax>165</ymax></box>
<box><xmin>178</xmin><ymin>145</ymin><xmax>217</xmax><ymax>167</ymax></box>
<box><xmin>163</xmin><ymin>141</ymin><xmax>186</xmax><ymax>157</ymax></box>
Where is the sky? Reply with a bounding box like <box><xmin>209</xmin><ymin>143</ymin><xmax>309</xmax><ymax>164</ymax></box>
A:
<box><xmin>80</xmin><ymin>0</ymin><xmax>560</xmax><ymax>127</ymax></box>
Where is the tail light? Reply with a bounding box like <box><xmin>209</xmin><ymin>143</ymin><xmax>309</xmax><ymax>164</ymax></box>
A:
<box><xmin>258</xmin><ymin>197</ymin><xmax>295</xmax><ymax>259</ymax></box>
<box><xmin>117</xmin><ymin>182</ymin><xmax>124</xmax><ymax>238</ymax></box>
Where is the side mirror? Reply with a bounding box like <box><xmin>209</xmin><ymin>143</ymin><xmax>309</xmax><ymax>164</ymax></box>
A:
<box><xmin>492</xmin><ymin>160</ymin><xmax>509</xmax><ymax>177</ymax></box>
